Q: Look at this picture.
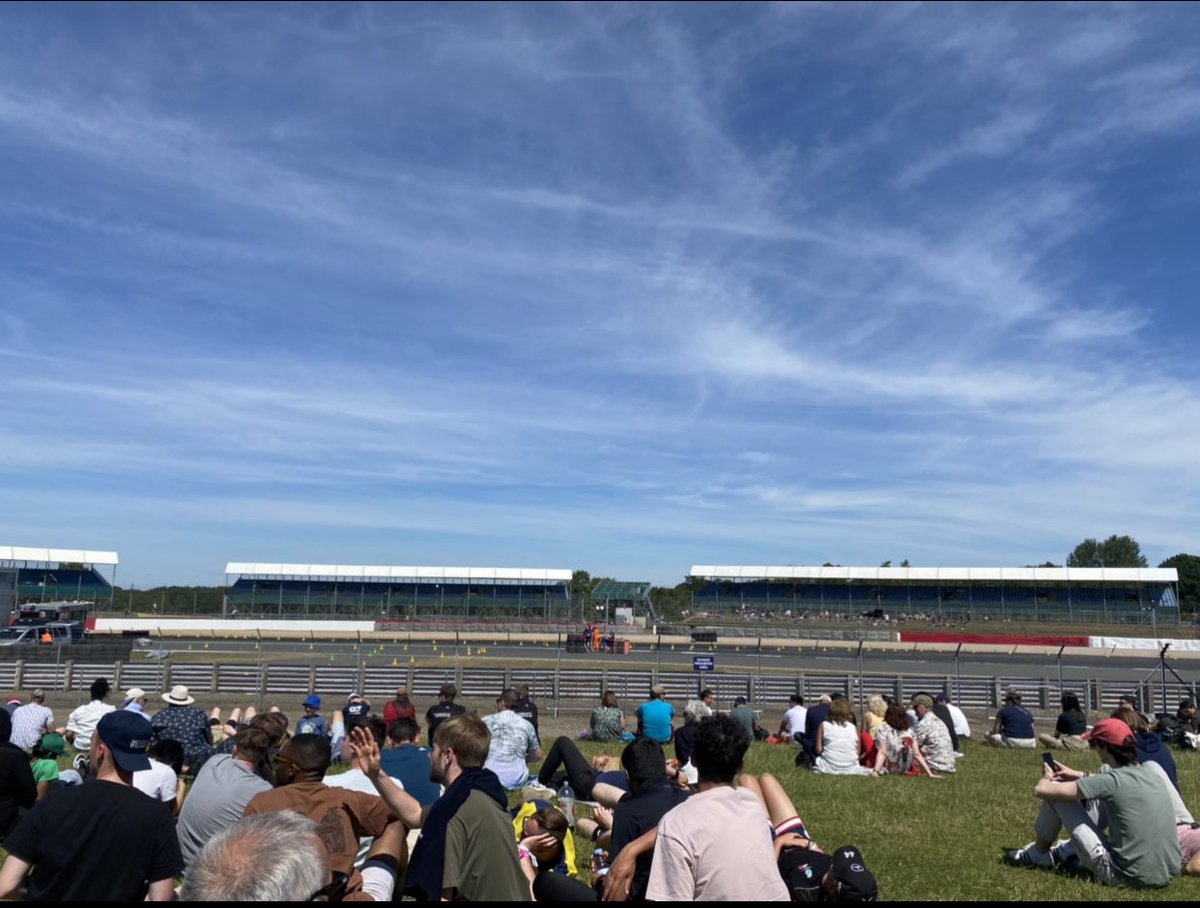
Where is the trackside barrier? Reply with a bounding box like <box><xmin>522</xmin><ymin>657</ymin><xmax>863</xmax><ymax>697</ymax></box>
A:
<box><xmin>7</xmin><ymin>660</ymin><xmax>1195</xmax><ymax>719</ymax></box>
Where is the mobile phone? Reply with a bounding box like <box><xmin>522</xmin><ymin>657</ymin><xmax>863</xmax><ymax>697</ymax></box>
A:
<box><xmin>1042</xmin><ymin>752</ymin><xmax>1056</xmax><ymax>769</ymax></box>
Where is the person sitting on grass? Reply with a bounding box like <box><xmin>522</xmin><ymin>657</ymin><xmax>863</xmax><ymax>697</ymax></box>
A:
<box><xmin>987</xmin><ymin>689</ymin><xmax>1036</xmax><ymax>748</ymax></box>
<box><xmin>674</xmin><ymin>699</ymin><xmax>711</xmax><ymax>782</ymax></box>
<box><xmin>1112</xmin><ymin>705</ymin><xmax>1179</xmax><ymax>792</ymax></box>
<box><xmin>29</xmin><ymin>733</ymin><xmax>64</xmax><ymax>800</ymax></box>
<box><xmin>1005</xmin><ymin>717</ymin><xmax>1179</xmax><ymax>888</ymax></box>
<box><xmin>911</xmin><ymin>694</ymin><xmax>956</xmax><ymax>774</ymax></box>
<box><xmin>636</xmin><ymin>685</ymin><xmax>674</xmax><ymax>745</ymax></box>
<box><xmin>862</xmin><ymin>696</ymin><xmax>887</xmax><ymax>738</ymax></box>
<box><xmin>873</xmin><ymin>702</ymin><xmax>938</xmax><ymax>777</ymax></box>
<box><xmin>589</xmin><ymin>691</ymin><xmax>629</xmax><ymax>743</ymax></box>
<box><xmin>531</xmin><ymin>736</ymin><xmax>630</xmax><ymax>803</ymax></box>
<box><xmin>513</xmin><ymin>802</ymin><xmax>575</xmax><ymax>889</ymax></box>
<box><xmin>1038</xmin><ymin>692</ymin><xmax>1088</xmax><ymax>752</ymax></box>
<box><xmin>813</xmin><ymin>697</ymin><xmax>873</xmax><ymax>776</ymax></box>
<box><xmin>739</xmin><ymin>772</ymin><xmax>879</xmax><ymax>901</ymax></box>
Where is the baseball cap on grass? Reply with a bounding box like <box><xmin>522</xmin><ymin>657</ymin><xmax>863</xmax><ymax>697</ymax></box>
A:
<box><xmin>831</xmin><ymin>845</ymin><xmax>878</xmax><ymax>901</ymax></box>
<box><xmin>96</xmin><ymin>711</ymin><xmax>153</xmax><ymax>773</ymax></box>
<box><xmin>1082</xmin><ymin>717</ymin><xmax>1134</xmax><ymax>748</ymax></box>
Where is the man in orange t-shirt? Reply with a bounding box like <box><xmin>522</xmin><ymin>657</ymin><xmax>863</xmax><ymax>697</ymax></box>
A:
<box><xmin>243</xmin><ymin>734</ymin><xmax>406</xmax><ymax>901</ymax></box>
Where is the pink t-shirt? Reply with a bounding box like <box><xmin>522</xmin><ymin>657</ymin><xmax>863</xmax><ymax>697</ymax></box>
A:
<box><xmin>647</xmin><ymin>785</ymin><xmax>790</xmax><ymax>902</ymax></box>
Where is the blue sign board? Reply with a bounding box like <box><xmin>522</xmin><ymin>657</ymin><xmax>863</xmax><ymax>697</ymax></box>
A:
<box><xmin>692</xmin><ymin>655</ymin><xmax>715</xmax><ymax>672</ymax></box>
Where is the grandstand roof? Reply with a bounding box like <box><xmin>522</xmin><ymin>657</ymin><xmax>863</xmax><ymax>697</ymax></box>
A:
<box><xmin>225</xmin><ymin>563</ymin><xmax>572</xmax><ymax>583</ymax></box>
<box><xmin>690</xmin><ymin>565</ymin><xmax>1178</xmax><ymax>584</ymax></box>
<box><xmin>0</xmin><ymin>546</ymin><xmax>119</xmax><ymax>566</ymax></box>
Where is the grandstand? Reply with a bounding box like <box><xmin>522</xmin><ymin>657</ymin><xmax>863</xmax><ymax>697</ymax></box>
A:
<box><xmin>0</xmin><ymin>546</ymin><xmax>119</xmax><ymax>623</ymax></box>
<box><xmin>689</xmin><ymin>565</ymin><xmax>1180</xmax><ymax>625</ymax></box>
<box><xmin>224</xmin><ymin>563</ymin><xmax>573</xmax><ymax>621</ymax></box>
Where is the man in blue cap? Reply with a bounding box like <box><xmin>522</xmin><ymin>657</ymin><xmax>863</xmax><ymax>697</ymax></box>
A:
<box><xmin>0</xmin><ymin>711</ymin><xmax>182</xmax><ymax>901</ymax></box>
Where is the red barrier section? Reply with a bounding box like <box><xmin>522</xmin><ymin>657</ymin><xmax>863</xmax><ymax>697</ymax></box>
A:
<box><xmin>900</xmin><ymin>632</ymin><xmax>1089</xmax><ymax>646</ymax></box>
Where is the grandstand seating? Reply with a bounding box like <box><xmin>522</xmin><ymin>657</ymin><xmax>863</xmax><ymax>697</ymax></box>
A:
<box><xmin>16</xmin><ymin>567</ymin><xmax>112</xmax><ymax>604</ymax></box>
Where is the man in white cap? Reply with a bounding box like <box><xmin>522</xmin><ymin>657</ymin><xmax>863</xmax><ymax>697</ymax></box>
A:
<box><xmin>124</xmin><ymin>688</ymin><xmax>148</xmax><ymax>715</ymax></box>
<box><xmin>0</xmin><ymin>711</ymin><xmax>182</xmax><ymax>900</ymax></box>
<box><xmin>151</xmin><ymin>685</ymin><xmax>212</xmax><ymax>772</ymax></box>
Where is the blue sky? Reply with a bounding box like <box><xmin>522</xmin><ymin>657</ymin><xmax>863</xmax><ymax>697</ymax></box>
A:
<box><xmin>3</xmin><ymin>3</ymin><xmax>1200</xmax><ymax>587</ymax></box>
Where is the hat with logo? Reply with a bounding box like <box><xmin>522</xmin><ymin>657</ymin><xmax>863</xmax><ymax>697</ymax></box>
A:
<box><xmin>831</xmin><ymin>845</ymin><xmax>878</xmax><ymax>901</ymax></box>
<box><xmin>96</xmin><ymin>711</ymin><xmax>153</xmax><ymax>773</ymax></box>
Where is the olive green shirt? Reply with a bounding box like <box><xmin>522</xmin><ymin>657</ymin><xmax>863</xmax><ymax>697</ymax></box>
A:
<box><xmin>443</xmin><ymin>789</ymin><xmax>531</xmax><ymax>901</ymax></box>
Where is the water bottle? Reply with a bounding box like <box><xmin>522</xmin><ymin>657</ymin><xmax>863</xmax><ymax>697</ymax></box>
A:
<box><xmin>558</xmin><ymin>781</ymin><xmax>576</xmax><ymax>828</ymax></box>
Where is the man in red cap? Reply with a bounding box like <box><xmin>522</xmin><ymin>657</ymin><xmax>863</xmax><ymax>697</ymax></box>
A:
<box><xmin>1005</xmin><ymin>717</ymin><xmax>1180</xmax><ymax>888</ymax></box>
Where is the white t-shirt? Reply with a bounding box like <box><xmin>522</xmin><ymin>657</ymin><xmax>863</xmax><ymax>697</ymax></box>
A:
<box><xmin>647</xmin><ymin>785</ymin><xmax>790</xmax><ymax>902</ymax></box>
<box><xmin>132</xmin><ymin>759</ymin><xmax>178</xmax><ymax>803</ymax></box>
<box><xmin>66</xmin><ymin>700</ymin><xmax>116</xmax><ymax>751</ymax></box>
<box><xmin>946</xmin><ymin>703</ymin><xmax>970</xmax><ymax>738</ymax></box>
<box><xmin>814</xmin><ymin>721</ymin><xmax>870</xmax><ymax>775</ymax></box>
<box><xmin>782</xmin><ymin>705</ymin><xmax>807</xmax><ymax>737</ymax></box>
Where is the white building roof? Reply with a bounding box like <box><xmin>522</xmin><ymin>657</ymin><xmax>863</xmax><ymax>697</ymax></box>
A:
<box><xmin>225</xmin><ymin>563</ymin><xmax>573</xmax><ymax>583</ymax></box>
<box><xmin>690</xmin><ymin>565</ymin><xmax>1177</xmax><ymax>584</ymax></box>
<box><xmin>0</xmin><ymin>546</ymin><xmax>119</xmax><ymax>566</ymax></box>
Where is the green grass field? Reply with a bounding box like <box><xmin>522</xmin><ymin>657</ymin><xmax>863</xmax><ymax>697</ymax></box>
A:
<box><xmin>556</xmin><ymin>739</ymin><xmax>1200</xmax><ymax>901</ymax></box>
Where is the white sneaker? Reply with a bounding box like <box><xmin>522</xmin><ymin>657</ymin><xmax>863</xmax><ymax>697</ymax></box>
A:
<box><xmin>1005</xmin><ymin>842</ymin><xmax>1053</xmax><ymax>868</ymax></box>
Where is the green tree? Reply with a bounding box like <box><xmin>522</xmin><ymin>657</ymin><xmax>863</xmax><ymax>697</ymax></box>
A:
<box><xmin>1159</xmin><ymin>554</ymin><xmax>1200</xmax><ymax>613</ymax></box>
<box><xmin>1066</xmin><ymin>535</ymin><xmax>1148</xmax><ymax>568</ymax></box>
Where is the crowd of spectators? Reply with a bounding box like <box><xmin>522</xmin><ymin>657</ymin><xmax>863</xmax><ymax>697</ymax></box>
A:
<box><xmin>3</xmin><ymin>675</ymin><xmax>1200</xmax><ymax>899</ymax></box>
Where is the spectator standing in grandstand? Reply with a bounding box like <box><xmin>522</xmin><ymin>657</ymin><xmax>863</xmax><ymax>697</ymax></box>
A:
<box><xmin>243</xmin><ymin>733</ymin><xmax>404</xmax><ymax>901</ymax></box>
<box><xmin>383</xmin><ymin>687</ymin><xmax>417</xmax><ymax>728</ymax></box>
<box><xmin>1038</xmin><ymin>692</ymin><xmax>1088</xmax><ymax>752</ymax></box>
<box><xmin>394</xmin><ymin>715</ymin><xmax>530</xmax><ymax>901</ymax></box>
<box><xmin>936</xmin><ymin>692</ymin><xmax>971</xmax><ymax>742</ymax></box>
<box><xmin>911</xmin><ymin>694</ymin><xmax>956</xmax><ymax>774</ymax></box>
<box><xmin>987</xmin><ymin>689</ymin><xmax>1036</xmax><ymax>748</ymax></box>
<box><xmin>513</xmin><ymin>684</ymin><xmax>540</xmax><ymax>738</ymax></box>
<box><xmin>426</xmin><ymin>682</ymin><xmax>467</xmax><ymax>747</ymax></box>
<box><xmin>0</xmin><ymin>710</ymin><xmax>35</xmax><ymax>841</ymax></box>
<box><xmin>181</xmin><ymin>811</ymin><xmax>331</xmax><ymax>901</ymax></box>
<box><xmin>484</xmin><ymin>689</ymin><xmax>542</xmax><ymax>790</ymax></box>
<box><xmin>779</xmin><ymin>694</ymin><xmax>807</xmax><ymax>743</ymax></box>
<box><xmin>380</xmin><ymin>717</ymin><xmax>441</xmax><ymax>806</ymax></box>
<box><xmin>123</xmin><ymin>687</ymin><xmax>148</xmax><ymax>715</ymax></box>
<box><xmin>636</xmin><ymin>685</ymin><xmax>675</xmax><ymax>744</ymax></box>
<box><xmin>63</xmin><ymin>678</ymin><xmax>115</xmax><ymax>753</ymax></box>
<box><xmin>9</xmin><ymin>691</ymin><xmax>53</xmax><ymax>751</ymax></box>
<box><xmin>296</xmin><ymin>694</ymin><xmax>328</xmax><ymax>737</ymax></box>
<box><xmin>589</xmin><ymin>691</ymin><xmax>627</xmax><ymax>742</ymax></box>
<box><xmin>0</xmin><ymin>711</ymin><xmax>182</xmax><ymax>901</ymax></box>
<box><xmin>152</xmin><ymin>685</ymin><xmax>213</xmax><ymax>772</ymax></box>
<box><xmin>1005</xmin><ymin>718</ymin><xmax>1179</xmax><ymax>888</ymax></box>
<box><xmin>646</xmin><ymin>714</ymin><xmax>789</xmax><ymax>901</ymax></box>
<box><xmin>177</xmin><ymin>726</ymin><xmax>273</xmax><ymax>871</ymax></box>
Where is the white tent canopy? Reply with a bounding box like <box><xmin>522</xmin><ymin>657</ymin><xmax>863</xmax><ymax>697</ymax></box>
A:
<box><xmin>690</xmin><ymin>565</ymin><xmax>1178</xmax><ymax>584</ymax></box>
<box><xmin>0</xmin><ymin>546</ymin><xmax>119</xmax><ymax>566</ymax></box>
<box><xmin>225</xmin><ymin>563</ymin><xmax>573</xmax><ymax>584</ymax></box>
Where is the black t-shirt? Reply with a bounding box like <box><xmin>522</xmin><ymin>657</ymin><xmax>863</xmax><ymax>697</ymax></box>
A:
<box><xmin>513</xmin><ymin>698</ymin><xmax>539</xmax><ymax>736</ymax></box>
<box><xmin>1055</xmin><ymin>710</ymin><xmax>1087</xmax><ymax>736</ymax></box>
<box><xmin>674</xmin><ymin>721</ymin><xmax>698</xmax><ymax>766</ymax></box>
<box><xmin>778</xmin><ymin>845</ymin><xmax>834</xmax><ymax>901</ymax></box>
<box><xmin>0</xmin><ymin>744</ymin><xmax>36</xmax><ymax>840</ymax></box>
<box><xmin>425</xmin><ymin>701</ymin><xmax>467</xmax><ymax>746</ymax></box>
<box><xmin>5</xmin><ymin>779</ymin><xmax>183</xmax><ymax>901</ymax></box>
<box><xmin>611</xmin><ymin>778</ymin><xmax>690</xmax><ymax>900</ymax></box>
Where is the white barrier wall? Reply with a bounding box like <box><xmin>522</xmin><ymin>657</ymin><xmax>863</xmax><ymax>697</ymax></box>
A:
<box><xmin>95</xmin><ymin>618</ymin><xmax>375</xmax><ymax>634</ymax></box>
<box><xmin>1089</xmin><ymin>636</ymin><xmax>1200</xmax><ymax>652</ymax></box>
